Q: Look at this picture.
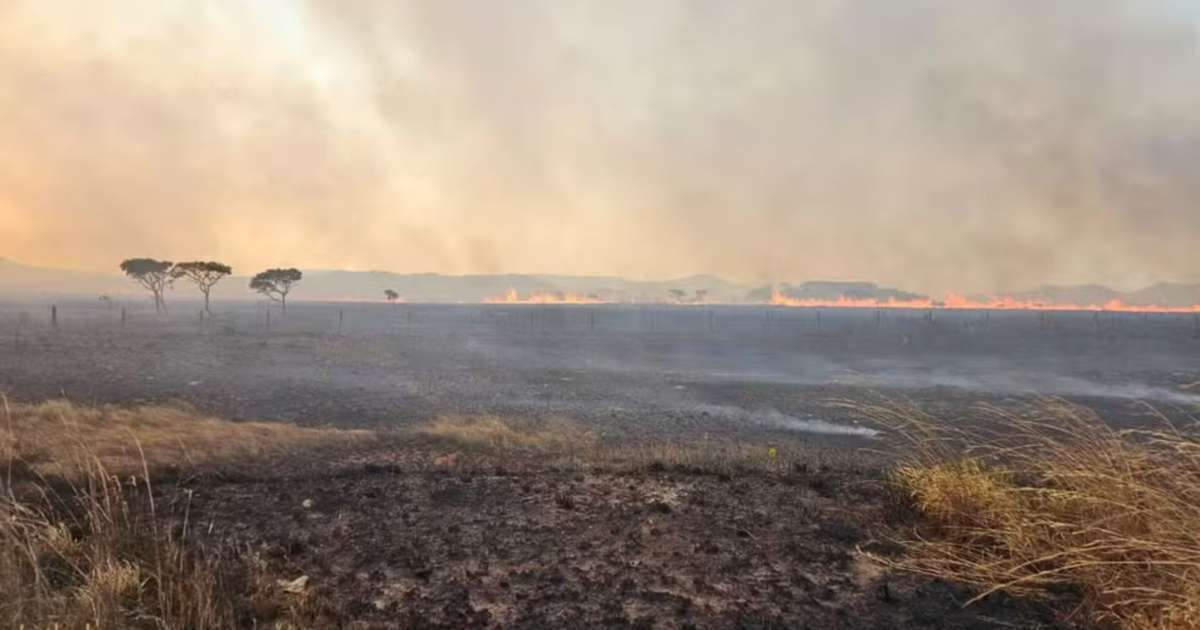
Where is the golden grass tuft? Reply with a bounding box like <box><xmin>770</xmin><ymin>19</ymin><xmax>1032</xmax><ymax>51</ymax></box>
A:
<box><xmin>1</xmin><ymin>454</ymin><xmax>236</xmax><ymax>628</ymax></box>
<box><xmin>3</xmin><ymin>398</ymin><xmax>371</xmax><ymax>479</ymax></box>
<box><xmin>891</xmin><ymin>460</ymin><xmax>1019</xmax><ymax>531</ymax></box>
<box><xmin>415</xmin><ymin>414</ymin><xmax>595</xmax><ymax>453</ymax></box>
<box><xmin>859</xmin><ymin>399</ymin><xmax>1200</xmax><ymax>629</ymax></box>
<box><xmin>0</xmin><ymin>396</ymin><xmax>369</xmax><ymax>629</ymax></box>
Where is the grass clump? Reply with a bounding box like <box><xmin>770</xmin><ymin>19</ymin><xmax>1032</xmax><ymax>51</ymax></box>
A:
<box><xmin>891</xmin><ymin>459</ymin><xmax>1019</xmax><ymax>531</ymax></box>
<box><xmin>416</xmin><ymin>414</ymin><xmax>595</xmax><ymax>453</ymax></box>
<box><xmin>1</xmin><ymin>447</ymin><xmax>236</xmax><ymax>628</ymax></box>
<box><xmin>864</xmin><ymin>399</ymin><xmax>1200</xmax><ymax>629</ymax></box>
<box><xmin>0</xmin><ymin>396</ymin><xmax>366</xmax><ymax>629</ymax></box>
<box><xmin>598</xmin><ymin>440</ymin><xmax>821</xmax><ymax>477</ymax></box>
<box><xmin>5</xmin><ymin>399</ymin><xmax>370</xmax><ymax>480</ymax></box>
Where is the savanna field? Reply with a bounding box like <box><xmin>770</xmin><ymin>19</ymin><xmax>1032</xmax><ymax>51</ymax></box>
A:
<box><xmin>6</xmin><ymin>1</ymin><xmax>1200</xmax><ymax>627</ymax></box>
<box><xmin>2</xmin><ymin>301</ymin><xmax>1199</xmax><ymax>628</ymax></box>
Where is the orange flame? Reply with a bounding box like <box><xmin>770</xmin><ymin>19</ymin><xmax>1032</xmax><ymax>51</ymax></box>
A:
<box><xmin>770</xmin><ymin>289</ymin><xmax>1200</xmax><ymax>314</ymax></box>
<box><xmin>485</xmin><ymin>288</ymin><xmax>607</xmax><ymax>304</ymax></box>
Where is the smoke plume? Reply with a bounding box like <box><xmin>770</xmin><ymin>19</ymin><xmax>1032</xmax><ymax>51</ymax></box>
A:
<box><xmin>1</xmin><ymin>1</ymin><xmax>1197</xmax><ymax>293</ymax></box>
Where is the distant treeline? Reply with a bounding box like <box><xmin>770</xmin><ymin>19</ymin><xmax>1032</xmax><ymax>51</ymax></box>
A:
<box><xmin>119</xmin><ymin>258</ymin><xmax>301</xmax><ymax>314</ymax></box>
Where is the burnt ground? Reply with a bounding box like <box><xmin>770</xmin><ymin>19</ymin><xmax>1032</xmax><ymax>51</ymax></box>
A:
<box><xmin>4</xmin><ymin>301</ymin><xmax>1197</xmax><ymax>627</ymax></box>
<box><xmin>160</xmin><ymin>443</ymin><xmax>1066</xmax><ymax>630</ymax></box>
<box><xmin>1</xmin><ymin>301</ymin><xmax>1197</xmax><ymax>436</ymax></box>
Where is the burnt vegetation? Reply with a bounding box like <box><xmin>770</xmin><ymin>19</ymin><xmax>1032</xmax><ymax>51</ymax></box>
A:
<box><xmin>3</xmin><ymin>298</ymin><xmax>1199</xmax><ymax>628</ymax></box>
<box><xmin>0</xmin><ymin>399</ymin><xmax>1072</xmax><ymax>629</ymax></box>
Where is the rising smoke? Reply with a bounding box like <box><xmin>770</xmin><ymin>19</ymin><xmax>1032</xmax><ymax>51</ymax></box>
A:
<box><xmin>1</xmin><ymin>1</ymin><xmax>1197</xmax><ymax>294</ymax></box>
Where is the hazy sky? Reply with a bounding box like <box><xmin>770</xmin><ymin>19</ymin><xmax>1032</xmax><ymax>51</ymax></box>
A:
<box><xmin>2</xmin><ymin>1</ymin><xmax>1198</xmax><ymax>293</ymax></box>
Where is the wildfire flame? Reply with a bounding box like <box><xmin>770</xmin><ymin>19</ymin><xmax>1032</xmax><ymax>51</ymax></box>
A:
<box><xmin>769</xmin><ymin>289</ymin><xmax>1200</xmax><ymax>314</ymax></box>
<box><xmin>485</xmin><ymin>288</ymin><xmax>607</xmax><ymax>304</ymax></box>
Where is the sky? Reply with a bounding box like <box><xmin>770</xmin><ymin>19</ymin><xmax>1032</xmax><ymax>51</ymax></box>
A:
<box><xmin>1</xmin><ymin>1</ymin><xmax>1198</xmax><ymax>294</ymax></box>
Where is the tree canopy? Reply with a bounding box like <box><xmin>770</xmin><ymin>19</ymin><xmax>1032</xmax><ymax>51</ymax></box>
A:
<box><xmin>250</xmin><ymin>268</ymin><xmax>303</xmax><ymax>312</ymax></box>
<box><xmin>173</xmin><ymin>261</ymin><xmax>233</xmax><ymax>314</ymax></box>
<box><xmin>173</xmin><ymin>261</ymin><xmax>232</xmax><ymax>280</ymax></box>
<box><xmin>120</xmin><ymin>258</ymin><xmax>173</xmax><ymax>277</ymax></box>
<box><xmin>119</xmin><ymin>258</ymin><xmax>174</xmax><ymax>313</ymax></box>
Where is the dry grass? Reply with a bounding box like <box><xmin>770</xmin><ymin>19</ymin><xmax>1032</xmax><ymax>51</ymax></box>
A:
<box><xmin>595</xmin><ymin>439</ymin><xmax>816</xmax><ymax>476</ymax></box>
<box><xmin>859</xmin><ymin>399</ymin><xmax>1200</xmax><ymax>629</ymax></box>
<box><xmin>415</xmin><ymin>415</ymin><xmax>832</xmax><ymax>473</ymax></box>
<box><xmin>0</xmin><ymin>397</ymin><xmax>370</xmax><ymax>629</ymax></box>
<box><xmin>415</xmin><ymin>414</ymin><xmax>596</xmax><ymax>454</ymax></box>
<box><xmin>3</xmin><ymin>398</ymin><xmax>371</xmax><ymax>480</ymax></box>
<box><xmin>1</xmin><ymin>463</ymin><xmax>235</xmax><ymax>628</ymax></box>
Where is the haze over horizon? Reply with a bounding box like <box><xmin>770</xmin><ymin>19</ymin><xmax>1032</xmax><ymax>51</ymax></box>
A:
<box><xmin>3</xmin><ymin>1</ymin><xmax>1199</xmax><ymax>295</ymax></box>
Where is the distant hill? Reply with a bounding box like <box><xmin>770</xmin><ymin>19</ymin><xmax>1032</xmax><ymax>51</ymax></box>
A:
<box><xmin>0</xmin><ymin>259</ymin><xmax>746</xmax><ymax>303</ymax></box>
<box><xmin>208</xmin><ymin>270</ymin><xmax>747</xmax><ymax>303</ymax></box>
<box><xmin>0</xmin><ymin>258</ymin><xmax>130</xmax><ymax>297</ymax></box>
<box><xmin>1009</xmin><ymin>284</ymin><xmax>1200</xmax><ymax>308</ymax></box>
<box><xmin>753</xmin><ymin>281</ymin><xmax>1200</xmax><ymax>309</ymax></box>
<box><xmin>1126</xmin><ymin>283</ymin><xmax>1200</xmax><ymax>307</ymax></box>
<box><xmin>2</xmin><ymin>258</ymin><xmax>1196</xmax><ymax>306</ymax></box>
<box><xmin>1005</xmin><ymin>284</ymin><xmax>1121</xmax><ymax>306</ymax></box>
<box><xmin>747</xmin><ymin>281</ymin><xmax>928</xmax><ymax>303</ymax></box>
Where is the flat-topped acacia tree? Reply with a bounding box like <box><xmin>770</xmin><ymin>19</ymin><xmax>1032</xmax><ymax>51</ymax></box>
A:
<box><xmin>119</xmin><ymin>258</ymin><xmax>174</xmax><ymax>314</ymax></box>
<box><xmin>385</xmin><ymin>289</ymin><xmax>399</xmax><ymax>306</ymax></box>
<box><xmin>172</xmin><ymin>261</ymin><xmax>232</xmax><ymax>316</ymax></box>
<box><xmin>250</xmin><ymin>268</ymin><xmax>303</xmax><ymax>314</ymax></box>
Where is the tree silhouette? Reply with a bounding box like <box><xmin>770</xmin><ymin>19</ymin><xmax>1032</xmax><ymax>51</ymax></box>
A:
<box><xmin>119</xmin><ymin>258</ymin><xmax>174</xmax><ymax>313</ymax></box>
<box><xmin>250</xmin><ymin>268</ymin><xmax>302</xmax><ymax>313</ymax></box>
<box><xmin>173</xmin><ymin>261</ymin><xmax>232</xmax><ymax>315</ymax></box>
<box><xmin>668</xmin><ymin>288</ymin><xmax>687</xmax><ymax>303</ymax></box>
<box><xmin>384</xmin><ymin>289</ymin><xmax>399</xmax><ymax>306</ymax></box>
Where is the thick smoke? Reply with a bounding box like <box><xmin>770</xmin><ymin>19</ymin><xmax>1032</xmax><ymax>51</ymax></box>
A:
<box><xmin>1</xmin><ymin>1</ymin><xmax>1197</xmax><ymax>293</ymax></box>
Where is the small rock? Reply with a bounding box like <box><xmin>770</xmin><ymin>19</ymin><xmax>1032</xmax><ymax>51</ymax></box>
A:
<box><xmin>301</xmin><ymin>499</ymin><xmax>314</xmax><ymax>510</ymax></box>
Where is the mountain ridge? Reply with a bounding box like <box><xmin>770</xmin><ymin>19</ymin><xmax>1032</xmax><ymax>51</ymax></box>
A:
<box><xmin>1</xmin><ymin>258</ymin><xmax>1198</xmax><ymax>307</ymax></box>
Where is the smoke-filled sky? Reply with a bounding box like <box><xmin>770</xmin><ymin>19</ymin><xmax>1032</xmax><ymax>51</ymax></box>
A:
<box><xmin>2</xmin><ymin>1</ymin><xmax>1198</xmax><ymax>294</ymax></box>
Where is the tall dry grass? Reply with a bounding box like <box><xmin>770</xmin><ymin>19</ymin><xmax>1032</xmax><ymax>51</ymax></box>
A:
<box><xmin>4</xmin><ymin>399</ymin><xmax>369</xmax><ymax>480</ymax></box>
<box><xmin>859</xmin><ymin>399</ymin><xmax>1200</xmax><ymax>629</ymax></box>
<box><xmin>0</xmin><ymin>397</ymin><xmax>368</xmax><ymax>629</ymax></box>
<box><xmin>1</xmin><ymin>454</ymin><xmax>235</xmax><ymax>628</ymax></box>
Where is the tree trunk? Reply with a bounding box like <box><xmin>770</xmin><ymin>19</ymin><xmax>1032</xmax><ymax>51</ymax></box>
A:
<box><xmin>203</xmin><ymin>290</ymin><xmax>211</xmax><ymax>315</ymax></box>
